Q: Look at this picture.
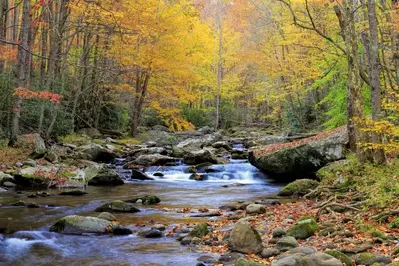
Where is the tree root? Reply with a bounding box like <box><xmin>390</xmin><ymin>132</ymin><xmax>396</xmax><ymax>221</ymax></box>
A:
<box><xmin>371</xmin><ymin>210</ymin><xmax>399</xmax><ymax>223</ymax></box>
<box><xmin>316</xmin><ymin>200</ymin><xmax>363</xmax><ymax>220</ymax></box>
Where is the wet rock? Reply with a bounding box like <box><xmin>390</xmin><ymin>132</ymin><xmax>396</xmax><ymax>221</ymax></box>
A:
<box><xmin>128</xmin><ymin>195</ymin><xmax>161</xmax><ymax>205</ymax></box>
<box><xmin>189</xmin><ymin>224</ymin><xmax>209</xmax><ymax>238</ymax></box>
<box><xmin>287</xmin><ymin>218</ymin><xmax>319</xmax><ymax>239</ymax></box>
<box><xmin>219</xmin><ymin>204</ymin><xmax>238</xmax><ymax>211</ymax></box>
<box><xmin>181</xmin><ymin>236</ymin><xmax>193</xmax><ymax>245</ymax></box>
<box><xmin>3</xmin><ymin>182</ymin><xmax>16</xmax><ymax>188</ymax></box>
<box><xmin>246</xmin><ymin>204</ymin><xmax>266</xmax><ymax>215</ymax></box>
<box><xmin>131</xmin><ymin>169</ymin><xmax>154</xmax><ymax>180</ymax></box>
<box><xmin>255</xmin><ymin>199</ymin><xmax>281</xmax><ymax>205</ymax></box>
<box><xmin>275</xmin><ymin>236</ymin><xmax>299</xmax><ymax>251</ymax></box>
<box><xmin>85</xmin><ymin>164</ymin><xmax>124</xmax><ymax>186</ymax></box>
<box><xmin>183</xmin><ymin>149</ymin><xmax>218</xmax><ymax>165</ymax></box>
<box><xmin>237</xmin><ymin>201</ymin><xmax>255</xmax><ymax>210</ymax></box>
<box><xmin>152</xmin><ymin>224</ymin><xmax>166</xmax><ymax>231</ymax></box>
<box><xmin>278</xmin><ymin>179</ymin><xmax>319</xmax><ymax>196</ymax></box>
<box><xmin>95</xmin><ymin>200</ymin><xmax>140</xmax><ymax>213</ymax></box>
<box><xmin>27</xmin><ymin>202</ymin><xmax>40</xmax><ymax>208</ymax></box>
<box><xmin>229</xmin><ymin>219</ymin><xmax>263</xmax><ymax>254</ymax></box>
<box><xmin>190</xmin><ymin>212</ymin><xmax>221</xmax><ymax>218</ymax></box>
<box><xmin>153</xmin><ymin>172</ymin><xmax>164</xmax><ymax>177</ymax></box>
<box><xmin>97</xmin><ymin>212</ymin><xmax>117</xmax><ymax>221</ymax></box>
<box><xmin>324</xmin><ymin>250</ymin><xmax>352</xmax><ymax>266</ymax></box>
<box><xmin>197</xmin><ymin>255</ymin><xmax>217</xmax><ymax>264</ymax></box>
<box><xmin>77</xmin><ymin>143</ymin><xmax>116</xmax><ymax>163</ymax></box>
<box><xmin>261</xmin><ymin>248</ymin><xmax>280</xmax><ymax>258</ymax></box>
<box><xmin>189</xmin><ymin>173</ymin><xmax>208</xmax><ymax>181</ymax></box>
<box><xmin>112</xmin><ymin>227</ymin><xmax>133</xmax><ymax>236</ymax></box>
<box><xmin>191</xmin><ymin>237</ymin><xmax>201</xmax><ymax>245</ymax></box>
<box><xmin>138</xmin><ymin>229</ymin><xmax>163</xmax><ymax>238</ymax></box>
<box><xmin>50</xmin><ymin>215</ymin><xmax>112</xmax><ymax>235</ymax></box>
<box><xmin>59</xmin><ymin>190</ymin><xmax>87</xmax><ymax>196</ymax></box>
<box><xmin>10</xmin><ymin>200</ymin><xmax>26</xmax><ymax>206</ymax></box>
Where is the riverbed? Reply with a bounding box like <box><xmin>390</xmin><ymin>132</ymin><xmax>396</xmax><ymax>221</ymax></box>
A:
<box><xmin>0</xmin><ymin>160</ymin><xmax>283</xmax><ymax>266</ymax></box>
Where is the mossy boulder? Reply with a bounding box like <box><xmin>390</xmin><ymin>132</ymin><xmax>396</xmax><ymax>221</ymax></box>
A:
<box><xmin>325</xmin><ymin>250</ymin><xmax>353</xmax><ymax>266</ymax></box>
<box><xmin>287</xmin><ymin>218</ymin><xmax>319</xmax><ymax>239</ymax></box>
<box><xmin>15</xmin><ymin>133</ymin><xmax>46</xmax><ymax>158</ymax></box>
<box><xmin>77</xmin><ymin>143</ymin><xmax>116</xmax><ymax>163</ymax></box>
<box><xmin>278</xmin><ymin>179</ymin><xmax>319</xmax><ymax>196</ymax></box>
<box><xmin>97</xmin><ymin>212</ymin><xmax>117</xmax><ymax>221</ymax></box>
<box><xmin>183</xmin><ymin>149</ymin><xmax>218</xmax><ymax>165</ymax></box>
<box><xmin>85</xmin><ymin>164</ymin><xmax>124</xmax><ymax>186</ymax></box>
<box><xmin>128</xmin><ymin>195</ymin><xmax>161</xmax><ymax>205</ymax></box>
<box><xmin>229</xmin><ymin>219</ymin><xmax>263</xmax><ymax>254</ymax></box>
<box><xmin>189</xmin><ymin>224</ymin><xmax>209</xmax><ymax>238</ymax></box>
<box><xmin>95</xmin><ymin>200</ymin><xmax>140</xmax><ymax>213</ymax></box>
<box><xmin>275</xmin><ymin>236</ymin><xmax>299</xmax><ymax>251</ymax></box>
<box><xmin>355</xmin><ymin>253</ymin><xmax>391</xmax><ymax>266</ymax></box>
<box><xmin>49</xmin><ymin>215</ymin><xmax>112</xmax><ymax>235</ymax></box>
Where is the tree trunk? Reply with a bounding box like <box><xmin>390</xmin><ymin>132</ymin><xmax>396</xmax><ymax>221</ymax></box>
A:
<box><xmin>342</xmin><ymin>0</ymin><xmax>369</xmax><ymax>162</ymax></box>
<box><xmin>215</xmin><ymin>0</ymin><xmax>223</xmax><ymax>129</ymax></box>
<box><xmin>130</xmin><ymin>69</ymin><xmax>150</xmax><ymax>137</ymax></box>
<box><xmin>10</xmin><ymin>0</ymin><xmax>30</xmax><ymax>145</ymax></box>
<box><xmin>367</xmin><ymin>0</ymin><xmax>386</xmax><ymax>164</ymax></box>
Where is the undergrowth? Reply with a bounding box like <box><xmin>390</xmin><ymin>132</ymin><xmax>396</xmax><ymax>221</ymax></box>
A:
<box><xmin>318</xmin><ymin>154</ymin><xmax>399</xmax><ymax>208</ymax></box>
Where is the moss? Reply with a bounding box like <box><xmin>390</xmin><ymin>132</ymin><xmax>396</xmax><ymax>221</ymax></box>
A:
<box><xmin>278</xmin><ymin>179</ymin><xmax>319</xmax><ymax>196</ymax></box>
<box><xmin>49</xmin><ymin>219</ymin><xmax>66</xmax><ymax>233</ymax></box>
<box><xmin>61</xmin><ymin>172</ymin><xmax>76</xmax><ymax>178</ymax></box>
<box><xmin>133</xmin><ymin>195</ymin><xmax>161</xmax><ymax>205</ymax></box>
<box><xmin>355</xmin><ymin>253</ymin><xmax>376</xmax><ymax>265</ymax></box>
<box><xmin>392</xmin><ymin>247</ymin><xmax>399</xmax><ymax>256</ymax></box>
<box><xmin>189</xmin><ymin>223</ymin><xmax>209</xmax><ymax>238</ymax></box>
<box><xmin>287</xmin><ymin>218</ymin><xmax>319</xmax><ymax>239</ymax></box>
<box><xmin>389</xmin><ymin>217</ymin><xmax>399</xmax><ymax>229</ymax></box>
<box><xmin>324</xmin><ymin>249</ymin><xmax>353</xmax><ymax>266</ymax></box>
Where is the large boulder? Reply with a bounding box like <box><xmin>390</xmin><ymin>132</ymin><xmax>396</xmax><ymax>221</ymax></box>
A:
<box><xmin>15</xmin><ymin>133</ymin><xmax>46</xmax><ymax>158</ymax></box>
<box><xmin>183</xmin><ymin>149</ymin><xmax>218</xmax><ymax>165</ymax></box>
<box><xmin>49</xmin><ymin>215</ymin><xmax>112</xmax><ymax>235</ymax></box>
<box><xmin>77</xmin><ymin>143</ymin><xmax>116</xmax><ymax>163</ymax></box>
<box><xmin>13</xmin><ymin>165</ymin><xmax>86</xmax><ymax>188</ymax></box>
<box><xmin>301</xmin><ymin>253</ymin><xmax>343</xmax><ymax>266</ymax></box>
<box><xmin>134</xmin><ymin>154</ymin><xmax>178</xmax><ymax>166</ymax></box>
<box><xmin>85</xmin><ymin>164</ymin><xmax>124</xmax><ymax>186</ymax></box>
<box><xmin>278</xmin><ymin>179</ymin><xmax>319</xmax><ymax>196</ymax></box>
<box><xmin>229</xmin><ymin>219</ymin><xmax>263</xmax><ymax>254</ymax></box>
<box><xmin>95</xmin><ymin>200</ymin><xmax>140</xmax><ymax>213</ymax></box>
<box><xmin>131</xmin><ymin>169</ymin><xmax>154</xmax><ymax>180</ymax></box>
<box><xmin>249</xmin><ymin>129</ymin><xmax>348</xmax><ymax>176</ymax></box>
<box><xmin>176</xmin><ymin>133</ymin><xmax>223</xmax><ymax>152</ymax></box>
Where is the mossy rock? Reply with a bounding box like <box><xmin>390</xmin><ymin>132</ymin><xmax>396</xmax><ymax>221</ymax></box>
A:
<box><xmin>95</xmin><ymin>200</ymin><xmax>140</xmax><ymax>213</ymax></box>
<box><xmin>355</xmin><ymin>253</ymin><xmax>376</xmax><ymax>265</ymax></box>
<box><xmin>129</xmin><ymin>195</ymin><xmax>161</xmax><ymax>205</ymax></box>
<box><xmin>235</xmin><ymin>258</ymin><xmax>267</xmax><ymax>266</ymax></box>
<box><xmin>189</xmin><ymin>223</ymin><xmax>209</xmax><ymax>238</ymax></box>
<box><xmin>50</xmin><ymin>215</ymin><xmax>112</xmax><ymax>235</ymax></box>
<box><xmin>389</xmin><ymin>217</ymin><xmax>399</xmax><ymax>229</ymax></box>
<box><xmin>325</xmin><ymin>249</ymin><xmax>353</xmax><ymax>266</ymax></box>
<box><xmin>287</xmin><ymin>218</ymin><xmax>319</xmax><ymax>239</ymax></box>
<box><xmin>277</xmin><ymin>179</ymin><xmax>319</xmax><ymax>196</ymax></box>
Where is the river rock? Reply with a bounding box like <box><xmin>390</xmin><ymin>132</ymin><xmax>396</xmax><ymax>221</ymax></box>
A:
<box><xmin>128</xmin><ymin>195</ymin><xmax>160</xmax><ymax>205</ymax></box>
<box><xmin>0</xmin><ymin>172</ymin><xmax>13</xmax><ymax>185</ymax></box>
<box><xmin>261</xmin><ymin>248</ymin><xmax>280</xmax><ymax>258</ymax></box>
<box><xmin>152</xmin><ymin>224</ymin><xmax>166</xmax><ymax>231</ymax></box>
<box><xmin>301</xmin><ymin>253</ymin><xmax>343</xmax><ymax>266</ymax></box>
<box><xmin>272</xmin><ymin>227</ymin><xmax>286</xmax><ymax>238</ymax></box>
<box><xmin>355</xmin><ymin>253</ymin><xmax>391</xmax><ymax>266</ymax></box>
<box><xmin>13</xmin><ymin>165</ymin><xmax>86</xmax><ymax>188</ymax></box>
<box><xmin>134</xmin><ymin>154</ymin><xmax>178</xmax><ymax>166</ymax></box>
<box><xmin>183</xmin><ymin>149</ymin><xmax>218</xmax><ymax>165</ymax></box>
<box><xmin>77</xmin><ymin>143</ymin><xmax>116</xmax><ymax>163</ymax></box>
<box><xmin>249</xmin><ymin>129</ymin><xmax>348</xmax><ymax>176</ymax></box>
<box><xmin>229</xmin><ymin>219</ymin><xmax>263</xmax><ymax>254</ymax></box>
<box><xmin>0</xmin><ymin>187</ymin><xmax>6</xmax><ymax>192</ymax></box>
<box><xmin>95</xmin><ymin>200</ymin><xmax>140</xmax><ymax>213</ymax></box>
<box><xmin>235</xmin><ymin>258</ymin><xmax>268</xmax><ymax>266</ymax></box>
<box><xmin>3</xmin><ymin>181</ymin><xmax>16</xmax><ymax>188</ymax></box>
<box><xmin>176</xmin><ymin>133</ymin><xmax>222</xmax><ymax>152</ymax></box>
<box><xmin>278</xmin><ymin>179</ymin><xmax>319</xmax><ymax>196</ymax></box>
<box><xmin>138</xmin><ymin>229</ymin><xmax>163</xmax><ymax>238</ymax></box>
<box><xmin>15</xmin><ymin>133</ymin><xmax>46</xmax><ymax>158</ymax></box>
<box><xmin>131</xmin><ymin>169</ymin><xmax>154</xmax><ymax>180</ymax></box>
<box><xmin>112</xmin><ymin>226</ymin><xmax>133</xmax><ymax>236</ymax></box>
<box><xmin>275</xmin><ymin>236</ymin><xmax>299</xmax><ymax>251</ymax></box>
<box><xmin>246</xmin><ymin>204</ymin><xmax>266</xmax><ymax>215</ymax></box>
<box><xmin>287</xmin><ymin>218</ymin><xmax>319</xmax><ymax>239</ymax></box>
<box><xmin>288</xmin><ymin>247</ymin><xmax>317</xmax><ymax>255</ymax></box>
<box><xmin>324</xmin><ymin>250</ymin><xmax>352</xmax><ymax>266</ymax></box>
<box><xmin>189</xmin><ymin>224</ymin><xmax>209</xmax><ymax>238</ymax></box>
<box><xmin>59</xmin><ymin>190</ymin><xmax>87</xmax><ymax>196</ymax></box>
<box><xmin>85</xmin><ymin>164</ymin><xmax>124</xmax><ymax>186</ymax></box>
<box><xmin>271</xmin><ymin>255</ymin><xmax>304</xmax><ymax>266</ymax></box>
<box><xmin>49</xmin><ymin>215</ymin><xmax>112</xmax><ymax>235</ymax></box>
<box><xmin>189</xmin><ymin>173</ymin><xmax>208</xmax><ymax>181</ymax></box>
<box><xmin>97</xmin><ymin>212</ymin><xmax>117</xmax><ymax>221</ymax></box>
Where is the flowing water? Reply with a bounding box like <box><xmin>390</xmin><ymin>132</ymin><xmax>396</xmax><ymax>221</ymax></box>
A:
<box><xmin>0</xmin><ymin>157</ymin><xmax>283</xmax><ymax>266</ymax></box>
